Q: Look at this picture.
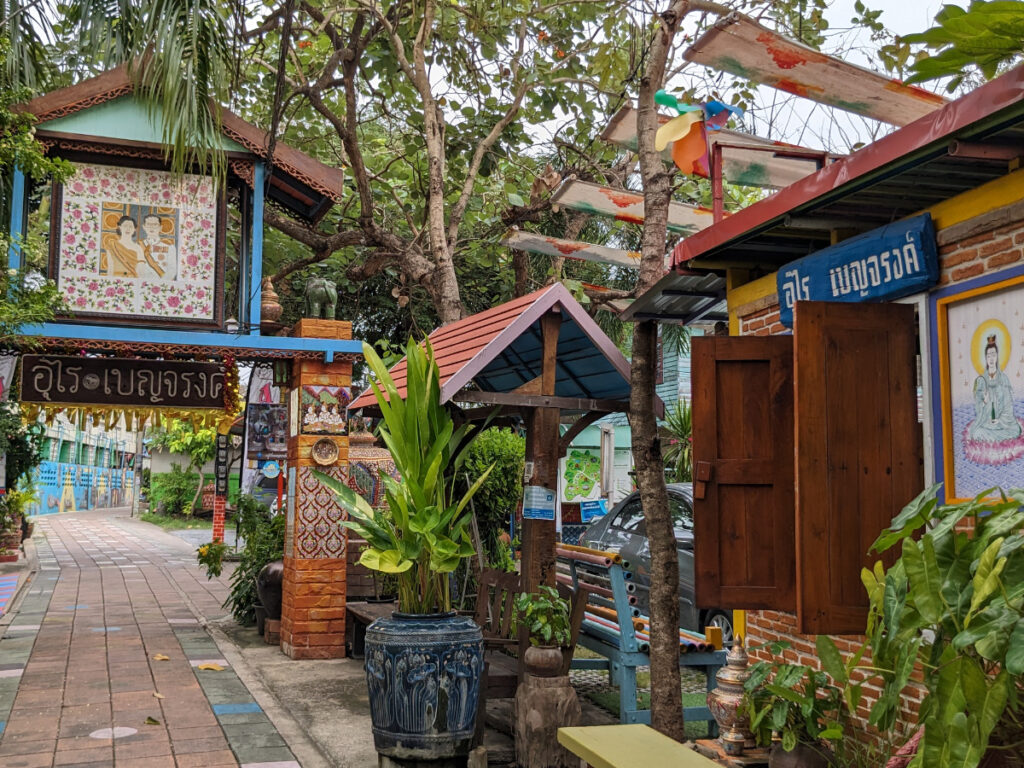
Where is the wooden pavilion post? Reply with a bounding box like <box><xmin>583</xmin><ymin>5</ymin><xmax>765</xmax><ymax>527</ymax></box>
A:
<box><xmin>520</xmin><ymin>309</ymin><xmax>562</xmax><ymax>594</ymax></box>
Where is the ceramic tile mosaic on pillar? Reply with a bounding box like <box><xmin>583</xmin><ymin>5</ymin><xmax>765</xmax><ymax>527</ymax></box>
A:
<box><xmin>295</xmin><ymin>465</ymin><xmax>348</xmax><ymax>558</ymax></box>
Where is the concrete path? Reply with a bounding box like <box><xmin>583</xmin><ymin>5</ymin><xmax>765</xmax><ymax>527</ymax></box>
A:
<box><xmin>0</xmin><ymin>508</ymin><xmax>314</xmax><ymax>768</ymax></box>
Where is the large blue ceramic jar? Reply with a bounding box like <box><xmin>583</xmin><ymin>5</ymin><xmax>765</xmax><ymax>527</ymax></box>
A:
<box><xmin>364</xmin><ymin>612</ymin><xmax>484</xmax><ymax>760</ymax></box>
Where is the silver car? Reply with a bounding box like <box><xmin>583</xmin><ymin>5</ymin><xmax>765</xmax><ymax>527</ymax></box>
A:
<box><xmin>578</xmin><ymin>483</ymin><xmax>734</xmax><ymax>644</ymax></box>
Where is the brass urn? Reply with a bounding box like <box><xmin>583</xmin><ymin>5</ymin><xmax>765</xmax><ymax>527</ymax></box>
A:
<box><xmin>707</xmin><ymin>637</ymin><xmax>756</xmax><ymax>755</ymax></box>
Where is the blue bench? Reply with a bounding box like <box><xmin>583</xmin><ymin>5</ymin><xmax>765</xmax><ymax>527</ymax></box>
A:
<box><xmin>557</xmin><ymin>546</ymin><xmax>726</xmax><ymax>729</ymax></box>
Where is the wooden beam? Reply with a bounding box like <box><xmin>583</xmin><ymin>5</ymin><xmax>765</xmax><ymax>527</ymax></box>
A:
<box><xmin>685</xmin><ymin>13</ymin><xmax>947</xmax><ymax>126</ymax></box>
<box><xmin>502</xmin><ymin>229</ymin><xmax>662</xmax><ymax>269</ymax></box>
<box><xmin>454</xmin><ymin>390</ymin><xmax>630</xmax><ymax>413</ymax></box>
<box><xmin>549</xmin><ymin>178</ymin><xmax>715</xmax><ymax>235</ymax></box>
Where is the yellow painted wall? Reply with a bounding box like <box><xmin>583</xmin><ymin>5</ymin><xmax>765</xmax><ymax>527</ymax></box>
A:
<box><xmin>722</xmin><ymin>168</ymin><xmax>1024</xmax><ymax>333</ymax></box>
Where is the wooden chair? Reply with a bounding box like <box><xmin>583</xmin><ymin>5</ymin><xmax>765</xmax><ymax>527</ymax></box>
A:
<box><xmin>473</xmin><ymin>568</ymin><xmax>593</xmax><ymax>698</ymax></box>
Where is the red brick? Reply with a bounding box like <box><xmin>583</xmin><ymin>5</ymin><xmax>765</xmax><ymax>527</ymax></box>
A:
<box><xmin>940</xmin><ymin>248</ymin><xmax>977</xmax><ymax>268</ymax></box>
<box><xmin>951</xmin><ymin>262</ymin><xmax>985</xmax><ymax>281</ymax></box>
<box><xmin>988</xmin><ymin>250</ymin><xmax>1022</xmax><ymax>269</ymax></box>
<box><xmin>978</xmin><ymin>237</ymin><xmax>1013</xmax><ymax>257</ymax></box>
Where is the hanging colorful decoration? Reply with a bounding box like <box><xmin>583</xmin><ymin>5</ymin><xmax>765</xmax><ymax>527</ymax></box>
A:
<box><xmin>653</xmin><ymin>91</ymin><xmax>744</xmax><ymax>177</ymax></box>
<box><xmin>221</xmin><ymin>353</ymin><xmax>243</xmax><ymax>433</ymax></box>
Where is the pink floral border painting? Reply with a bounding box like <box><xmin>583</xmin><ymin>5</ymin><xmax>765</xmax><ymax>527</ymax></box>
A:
<box><xmin>58</xmin><ymin>162</ymin><xmax>218</xmax><ymax>322</ymax></box>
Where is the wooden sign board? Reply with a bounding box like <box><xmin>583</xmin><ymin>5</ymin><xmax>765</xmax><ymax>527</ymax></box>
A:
<box><xmin>21</xmin><ymin>355</ymin><xmax>226</xmax><ymax>409</ymax></box>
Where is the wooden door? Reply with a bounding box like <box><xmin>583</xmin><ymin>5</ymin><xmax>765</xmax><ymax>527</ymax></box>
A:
<box><xmin>692</xmin><ymin>336</ymin><xmax>795</xmax><ymax>611</ymax></box>
<box><xmin>794</xmin><ymin>301</ymin><xmax>923</xmax><ymax>634</ymax></box>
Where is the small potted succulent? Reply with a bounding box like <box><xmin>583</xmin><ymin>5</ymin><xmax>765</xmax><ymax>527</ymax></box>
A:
<box><xmin>514</xmin><ymin>585</ymin><xmax>571</xmax><ymax>677</ymax></box>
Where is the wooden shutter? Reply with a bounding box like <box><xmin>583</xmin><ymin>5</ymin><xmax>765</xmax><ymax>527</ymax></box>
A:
<box><xmin>692</xmin><ymin>336</ymin><xmax>795</xmax><ymax>611</ymax></box>
<box><xmin>794</xmin><ymin>301</ymin><xmax>923</xmax><ymax>635</ymax></box>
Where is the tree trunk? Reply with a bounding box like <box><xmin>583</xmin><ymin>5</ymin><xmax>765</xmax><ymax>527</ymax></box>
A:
<box><xmin>629</xmin><ymin>0</ymin><xmax>692</xmax><ymax>742</ymax></box>
<box><xmin>629</xmin><ymin>322</ymin><xmax>683</xmax><ymax>741</ymax></box>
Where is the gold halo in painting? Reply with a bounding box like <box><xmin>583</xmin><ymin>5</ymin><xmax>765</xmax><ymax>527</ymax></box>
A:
<box><xmin>971</xmin><ymin>318</ymin><xmax>1011</xmax><ymax>375</ymax></box>
<box><xmin>311</xmin><ymin>437</ymin><xmax>339</xmax><ymax>466</ymax></box>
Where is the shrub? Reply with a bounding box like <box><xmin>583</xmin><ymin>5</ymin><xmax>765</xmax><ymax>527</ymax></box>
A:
<box><xmin>150</xmin><ymin>464</ymin><xmax>200</xmax><ymax>516</ymax></box>
<box><xmin>224</xmin><ymin>495</ymin><xmax>284</xmax><ymax>625</ymax></box>
<box><xmin>455</xmin><ymin>427</ymin><xmax>524</xmax><ymax>567</ymax></box>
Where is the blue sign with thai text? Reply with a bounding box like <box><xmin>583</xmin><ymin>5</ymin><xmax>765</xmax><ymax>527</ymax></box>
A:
<box><xmin>580</xmin><ymin>499</ymin><xmax>609</xmax><ymax>523</ymax></box>
<box><xmin>777</xmin><ymin>213</ymin><xmax>939</xmax><ymax>327</ymax></box>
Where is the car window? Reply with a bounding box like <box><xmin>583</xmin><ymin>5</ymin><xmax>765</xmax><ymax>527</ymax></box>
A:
<box><xmin>610</xmin><ymin>499</ymin><xmax>645</xmax><ymax>533</ymax></box>
<box><xmin>670</xmin><ymin>496</ymin><xmax>693</xmax><ymax>536</ymax></box>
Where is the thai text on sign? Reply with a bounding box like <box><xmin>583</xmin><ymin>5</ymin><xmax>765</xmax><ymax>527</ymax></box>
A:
<box><xmin>777</xmin><ymin>213</ymin><xmax>939</xmax><ymax>327</ymax></box>
<box><xmin>21</xmin><ymin>355</ymin><xmax>226</xmax><ymax>409</ymax></box>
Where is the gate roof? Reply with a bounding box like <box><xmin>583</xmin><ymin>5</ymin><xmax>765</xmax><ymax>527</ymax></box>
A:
<box><xmin>350</xmin><ymin>283</ymin><xmax>642</xmax><ymax>412</ymax></box>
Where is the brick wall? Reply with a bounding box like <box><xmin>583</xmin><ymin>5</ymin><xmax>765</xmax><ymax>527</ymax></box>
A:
<box><xmin>731</xmin><ymin>207</ymin><xmax>1024</xmax><ymax>746</ymax></box>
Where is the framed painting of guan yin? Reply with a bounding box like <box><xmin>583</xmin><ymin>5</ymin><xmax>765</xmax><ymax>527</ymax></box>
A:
<box><xmin>50</xmin><ymin>161</ymin><xmax>226</xmax><ymax>328</ymax></box>
<box><xmin>936</xmin><ymin>272</ymin><xmax>1024</xmax><ymax>501</ymax></box>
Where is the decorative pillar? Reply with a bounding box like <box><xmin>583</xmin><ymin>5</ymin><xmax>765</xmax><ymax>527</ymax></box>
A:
<box><xmin>280</xmin><ymin>319</ymin><xmax>352</xmax><ymax>660</ymax></box>
<box><xmin>212</xmin><ymin>434</ymin><xmax>229</xmax><ymax>543</ymax></box>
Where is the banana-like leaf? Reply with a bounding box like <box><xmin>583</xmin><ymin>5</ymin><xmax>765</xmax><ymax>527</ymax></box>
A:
<box><xmin>360</xmin><ymin>548</ymin><xmax>413</xmax><ymax>574</ymax></box>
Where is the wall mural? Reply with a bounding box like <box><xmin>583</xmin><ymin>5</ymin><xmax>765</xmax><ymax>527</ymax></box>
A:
<box><xmin>300</xmin><ymin>385</ymin><xmax>351</xmax><ymax>435</ymax></box>
<box><xmin>939</xmin><ymin>274</ymin><xmax>1024</xmax><ymax>499</ymax></box>
<box><xmin>54</xmin><ymin>162</ymin><xmax>221</xmax><ymax>324</ymax></box>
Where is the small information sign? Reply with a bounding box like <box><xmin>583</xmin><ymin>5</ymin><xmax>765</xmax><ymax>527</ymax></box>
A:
<box><xmin>580</xmin><ymin>499</ymin><xmax>608</xmax><ymax>523</ymax></box>
<box><xmin>522</xmin><ymin>485</ymin><xmax>557</xmax><ymax>521</ymax></box>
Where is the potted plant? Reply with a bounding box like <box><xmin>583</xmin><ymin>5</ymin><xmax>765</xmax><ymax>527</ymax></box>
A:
<box><xmin>318</xmin><ymin>338</ymin><xmax>492</xmax><ymax>761</ymax></box>
<box><xmin>514</xmin><ymin>585</ymin><xmax>571</xmax><ymax>677</ymax></box>
<box><xmin>743</xmin><ymin>642</ymin><xmax>843</xmax><ymax>768</ymax></box>
<box><xmin>0</xmin><ymin>491</ymin><xmax>25</xmax><ymax>561</ymax></box>
<box><xmin>845</xmin><ymin>485</ymin><xmax>1024</xmax><ymax>767</ymax></box>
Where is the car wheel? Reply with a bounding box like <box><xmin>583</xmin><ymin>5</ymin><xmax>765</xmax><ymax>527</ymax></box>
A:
<box><xmin>702</xmin><ymin>610</ymin><xmax>734</xmax><ymax>647</ymax></box>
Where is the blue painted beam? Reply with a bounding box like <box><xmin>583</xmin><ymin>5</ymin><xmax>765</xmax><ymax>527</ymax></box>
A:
<box><xmin>7</xmin><ymin>168</ymin><xmax>26</xmax><ymax>271</ymax></box>
<box><xmin>249</xmin><ymin>162</ymin><xmax>265</xmax><ymax>335</ymax></box>
<box><xmin>22</xmin><ymin>322</ymin><xmax>363</xmax><ymax>359</ymax></box>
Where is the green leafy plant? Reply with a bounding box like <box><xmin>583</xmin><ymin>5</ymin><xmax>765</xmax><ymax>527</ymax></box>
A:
<box><xmin>149</xmin><ymin>464</ymin><xmax>200</xmax><ymax>516</ymax></box>
<box><xmin>196</xmin><ymin>540</ymin><xmax>228</xmax><ymax>579</ymax></box>
<box><xmin>661</xmin><ymin>400</ymin><xmax>693</xmax><ymax>483</ymax></box>
<box><xmin>316</xmin><ymin>338</ymin><xmax>492</xmax><ymax>614</ymax></box>
<box><xmin>744</xmin><ymin>641</ymin><xmax>845</xmax><ymax>755</ymax></box>
<box><xmin>904</xmin><ymin>2</ymin><xmax>1024</xmax><ymax>91</ymax></box>
<box><xmin>513</xmin><ymin>585</ymin><xmax>571</xmax><ymax>647</ymax></box>
<box><xmin>147</xmin><ymin>421</ymin><xmax>216</xmax><ymax>515</ymax></box>
<box><xmin>848</xmin><ymin>485</ymin><xmax>1024</xmax><ymax>767</ymax></box>
<box><xmin>223</xmin><ymin>495</ymin><xmax>284</xmax><ymax>625</ymax></box>
<box><xmin>455</xmin><ymin>427</ymin><xmax>524</xmax><ymax>568</ymax></box>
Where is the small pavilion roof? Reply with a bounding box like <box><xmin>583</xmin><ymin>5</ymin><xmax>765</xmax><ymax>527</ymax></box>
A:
<box><xmin>20</xmin><ymin>66</ymin><xmax>345</xmax><ymax>223</ymax></box>
<box><xmin>350</xmin><ymin>283</ymin><xmax>646</xmax><ymax>413</ymax></box>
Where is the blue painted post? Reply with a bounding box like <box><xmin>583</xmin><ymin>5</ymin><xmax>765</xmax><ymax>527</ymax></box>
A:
<box><xmin>249</xmin><ymin>162</ymin><xmax>265</xmax><ymax>335</ymax></box>
<box><xmin>7</xmin><ymin>168</ymin><xmax>26</xmax><ymax>271</ymax></box>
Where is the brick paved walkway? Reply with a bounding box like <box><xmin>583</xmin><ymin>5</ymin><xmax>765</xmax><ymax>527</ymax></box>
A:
<box><xmin>0</xmin><ymin>509</ymin><xmax>300</xmax><ymax>768</ymax></box>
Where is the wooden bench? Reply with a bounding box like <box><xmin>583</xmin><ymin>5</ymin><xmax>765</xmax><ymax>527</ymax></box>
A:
<box><xmin>558</xmin><ymin>724</ymin><xmax>720</xmax><ymax>768</ymax></box>
<box><xmin>557</xmin><ymin>547</ymin><xmax>726</xmax><ymax>729</ymax></box>
<box><xmin>345</xmin><ymin>600</ymin><xmax>396</xmax><ymax>658</ymax></box>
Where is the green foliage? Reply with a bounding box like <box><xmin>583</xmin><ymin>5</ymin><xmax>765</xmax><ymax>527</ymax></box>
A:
<box><xmin>0</xmin><ymin>403</ymin><xmax>45</xmax><ymax>489</ymax></box>
<box><xmin>744</xmin><ymin>641</ymin><xmax>845</xmax><ymax>753</ymax></box>
<box><xmin>149</xmin><ymin>464</ymin><xmax>200</xmax><ymax>516</ymax></box>
<box><xmin>196</xmin><ymin>539</ymin><xmax>228</xmax><ymax>579</ymax></box>
<box><xmin>853</xmin><ymin>485</ymin><xmax>1024</xmax><ymax>766</ymax></box>
<box><xmin>223</xmin><ymin>495</ymin><xmax>283</xmax><ymax>625</ymax></box>
<box><xmin>904</xmin><ymin>2</ymin><xmax>1024</xmax><ymax>90</ymax></box>
<box><xmin>455</xmin><ymin>427</ymin><xmax>524</xmax><ymax>570</ymax></box>
<box><xmin>148</xmin><ymin>420</ymin><xmax>216</xmax><ymax>468</ymax></box>
<box><xmin>316</xmin><ymin>338</ymin><xmax>492</xmax><ymax>614</ymax></box>
<box><xmin>661</xmin><ymin>400</ymin><xmax>693</xmax><ymax>483</ymax></box>
<box><xmin>514</xmin><ymin>585</ymin><xmax>571</xmax><ymax>647</ymax></box>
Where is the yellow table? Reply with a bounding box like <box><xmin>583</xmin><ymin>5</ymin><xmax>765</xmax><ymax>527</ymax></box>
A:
<box><xmin>557</xmin><ymin>724</ymin><xmax>719</xmax><ymax>768</ymax></box>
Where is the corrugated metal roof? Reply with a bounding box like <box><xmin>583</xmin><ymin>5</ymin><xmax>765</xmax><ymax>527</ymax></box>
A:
<box><xmin>671</xmin><ymin>64</ymin><xmax>1024</xmax><ymax>271</ymax></box>
<box><xmin>620</xmin><ymin>271</ymin><xmax>727</xmax><ymax>324</ymax></box>
<box><xmin>349</xmin><ymin>283</ymin><xmax>639</xmax><ymax>412</ymax></box>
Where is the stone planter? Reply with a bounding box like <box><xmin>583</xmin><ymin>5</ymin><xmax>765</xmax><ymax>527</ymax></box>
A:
<box><xmin>364</xmin><ymin>611</ymin><xmax>483</xmax><ymax>760</ymax></box>
<box><xmin>523</xmin><ymin>645</ymin><xmax>564</xmax><ymax>678</ymax></box>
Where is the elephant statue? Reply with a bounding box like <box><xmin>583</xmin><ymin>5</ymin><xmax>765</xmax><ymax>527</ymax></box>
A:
<box><xmin>304</xmin><ymin>277</ymin><xmax>338</xmax><ymax>320</ymax></box>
